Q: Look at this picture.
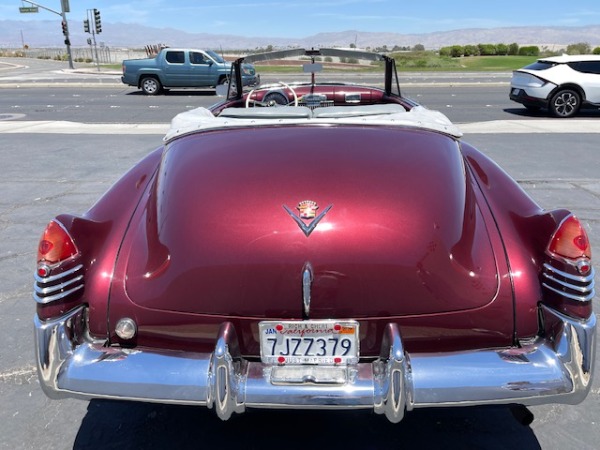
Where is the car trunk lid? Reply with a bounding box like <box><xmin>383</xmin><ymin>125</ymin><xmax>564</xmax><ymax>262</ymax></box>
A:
<box><xmin>119</xmin><ymin>125</ymin><xmax>501</xmax><ymax>319</ymax></box>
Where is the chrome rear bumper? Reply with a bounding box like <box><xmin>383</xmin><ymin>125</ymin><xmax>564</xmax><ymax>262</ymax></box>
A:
<box><xmin>34</xmin><ymin>305</ymin><xmax>595</xmax><ymax>423</ymax></box>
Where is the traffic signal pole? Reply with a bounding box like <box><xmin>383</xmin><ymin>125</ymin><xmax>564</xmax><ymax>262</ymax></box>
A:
<box><xmin>84</xmin><ymin>9</ymin><xmax>102</xmax><ymax>71</ymax></box>
<box><xmin>20</xmin><ymin>0</ymin><xmax>74</xmax><ymax>69</ymax></box>
<box><xmin>61</xmin><ymin>8</ymin><xmax>74</xmax><ymax>69</ymax></box>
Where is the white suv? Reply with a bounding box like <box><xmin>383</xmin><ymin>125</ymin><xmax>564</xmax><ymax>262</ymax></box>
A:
<box><xmin>510</xmin><ymin>55</ymin><xmax>600</xmax><ymax>117</ymax></box>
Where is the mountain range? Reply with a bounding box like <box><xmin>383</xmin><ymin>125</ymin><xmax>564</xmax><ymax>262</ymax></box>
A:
<box><xmin>2</xmin><ymin>20</ymin><xmax>600</xmax><ymax>50</ymax></box>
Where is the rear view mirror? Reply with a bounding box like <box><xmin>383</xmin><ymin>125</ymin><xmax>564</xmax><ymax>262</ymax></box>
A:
<box><xmin>303</xmin><ymin>63</ymin><xmax>323</xmax><ymax>73</ymax></box>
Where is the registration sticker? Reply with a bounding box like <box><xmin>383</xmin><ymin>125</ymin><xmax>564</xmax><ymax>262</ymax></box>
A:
<box><xmin>259</xmin><ymin>320</ymin><xmax>359</xmax><ymax>365</ymax></box>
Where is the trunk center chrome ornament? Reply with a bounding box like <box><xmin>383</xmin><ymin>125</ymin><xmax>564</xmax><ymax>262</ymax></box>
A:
<box><xmin>302</xmin><ymin>262</ymin><xmax>313</xmax><ymax>319</ymax></box>
<box><xmin>283</xmin><ymin>201</ymin><xmax>333</xmax><ymax>237</ymax></box>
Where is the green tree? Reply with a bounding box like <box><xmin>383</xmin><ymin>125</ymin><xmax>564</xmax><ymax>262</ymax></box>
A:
<box><xmin>593</xmin><ymin>47</ymin><xmax>600</xmax><ymax>55</ymax></box>
<box><xmin>496</xmin><ymin>43</ymin><xmax>508</xmax><ymax>55</ymax></box>
<box><xmin>439</xmin><ymin>46</ymin><xmax>451</xmax><ymax>57</ymax></box>
<box><xmin>450</xmin><ymin>45</ymin><xmax>464</xmax><ymax>57</ymax></box>
<box><xmin>413</xmin><ymin>44</ymin><xmax>425</xmax><ymax>51</ymax></box>
<box><xmin>566</xmin><ymin>42</ymin><xmax>591</xmax><ymax>54</ymax></box>
<box><xmin>463</xmin><ymin>45</ymin><xmax>479</xmax><ymax>56</ymax></box>
<box><xmin>518</xmin><ymin>46</ymin><xmax>539</xmax><ymax>56</ymax></box>
<box><xmin>478</xmin><ymin>44</ymin><xmax>497</xmax><ymax>56</ymax></box>
<box><xmin>508</xmin><ymin>42</ymin><xmax>519</xmax><ymax>55</ymax></box>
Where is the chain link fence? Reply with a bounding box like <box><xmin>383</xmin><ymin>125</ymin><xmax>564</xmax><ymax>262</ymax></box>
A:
<box><xmin>0</xmin><ymin>47</ymin><xmax>147</xmax><ymax>64</ymax></box>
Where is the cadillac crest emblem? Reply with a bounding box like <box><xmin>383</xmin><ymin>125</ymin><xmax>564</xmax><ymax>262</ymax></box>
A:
<box><xmin>297</xmin><ymin>200</ymin><xmax>318</xmax><ymax>219</ymax></box>
<box><xmin>283</xmin><ymin>200</ymin><xmax>333</xmax><ymax>237</ymax></box>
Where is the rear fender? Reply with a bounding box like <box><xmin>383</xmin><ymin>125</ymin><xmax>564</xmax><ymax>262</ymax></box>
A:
<box><xmin>461</xmin><ymin>141</ymin><xmax>571</xmax><ymax>339</ymax></box>
<box><xmin>550</xmin><ymin>83</ymin><xmax>586</xmax><ymax>102</ymax></box>
<box><xmin>136</xmin><ymin>70</ymin><xmax>164</xmax><ymax>87</ymax></box>
<box><xmin>71</xmin><ymin>147</ymin><xmax>163</xmax><ymax>338</ymax></box>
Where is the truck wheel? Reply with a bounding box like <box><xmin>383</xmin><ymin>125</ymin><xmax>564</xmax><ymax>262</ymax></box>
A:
<box><xmin>141</xmin><ymin>77</ymin><xmax>162</xmax><ymax>95</ymax></box>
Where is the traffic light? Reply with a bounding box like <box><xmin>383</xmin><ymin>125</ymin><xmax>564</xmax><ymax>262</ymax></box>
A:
<box><xmin>84</xmin><ymin>19</ymin><xmax>90</xmax><ymax>33</ymax></box>
<box><xmin>61</xmin><ymin>21</ymin><xmax>68</xmax><ymax>36</ymax></box>
<box><xmin>93</xmin><ymin>9</ymin><xmax>102</xmax><ymax>33</ymax></box>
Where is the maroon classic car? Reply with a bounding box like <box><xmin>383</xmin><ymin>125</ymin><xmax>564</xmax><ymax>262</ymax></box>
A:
<box><xmin>34</xmin><ymin>49</ymin><xmax>595</xmax><ymax>423</ymax></box>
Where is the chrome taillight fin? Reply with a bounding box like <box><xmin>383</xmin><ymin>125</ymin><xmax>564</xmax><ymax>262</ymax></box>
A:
<box><xmin>543</xmin><ymin>214</ymin><xmax>594</xmax><ymax>319</ymax></box>
<box><xmin>34</xmin><ymin>219</ymin><xmax>84</xmax><ymax>305</ymax></box>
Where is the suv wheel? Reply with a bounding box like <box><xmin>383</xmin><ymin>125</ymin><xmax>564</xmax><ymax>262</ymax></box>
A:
<box><xmin>549</xmin><ymin>89</ymin><xmax>581</xmax><ymax>118</ymax></box>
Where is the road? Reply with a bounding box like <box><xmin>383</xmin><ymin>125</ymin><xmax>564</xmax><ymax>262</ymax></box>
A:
<box><xmin>1</xmin><ymin>58</ymin><xmax>599</xmax><ymax>449</ymax></box>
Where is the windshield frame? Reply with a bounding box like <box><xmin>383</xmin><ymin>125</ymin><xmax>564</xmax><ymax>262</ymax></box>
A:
<box><xmin>225</xmin><ymin>48</ymin><xmax>401</xmax><ymax>101</ymax></box>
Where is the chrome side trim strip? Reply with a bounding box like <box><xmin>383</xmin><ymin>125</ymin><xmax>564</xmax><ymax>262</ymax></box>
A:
<box><xmin>542</xmin><ymin>273</ymin><xmax>595</xmax><ymax>293</ymax></box>
<box><xmin>34</xmin><ymin>274</ymin><xmax>84</xmax><ymax>295</ymax></box>
<box><xmin>33</xmin><ymin>264</ymin><xmax>84</xmax><ymax>304</ymax></box>
<box><xmin>542</xmin><ymin>263</ymin><xmax>595</xmax><ymax>302</ymax></box>
<box><xmin>542</xmin><ymin>282</ymin><xmax>595</xmax><ymax>302</ymax></box>
<box><xmin>34</xmin><ymin>264</ymin><xmax>83</xmax><ymax>284</ymax></box>
<box><xmin>33</xmin><ymin>284</ymin><xmax>84</xmax><ymax>304</ymax></box>
<box><xmin>34</xmin><ymin>304</ymin><xmax>596</xmax><ymax>422</ymax></box>
<box><xmin>543</xmin><ymin>263</ymin><xmax>595</xmax><ymax>284</ymax></box>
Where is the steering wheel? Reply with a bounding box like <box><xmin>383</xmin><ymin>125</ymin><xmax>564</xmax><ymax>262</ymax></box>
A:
<box><xmin>246</xmin><ymin>81</ymin><xmax>298</xmax><ymax>108</ymax></box>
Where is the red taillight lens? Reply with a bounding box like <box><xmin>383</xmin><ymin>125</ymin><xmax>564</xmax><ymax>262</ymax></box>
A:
<box><xmin>37</xmin><ymin>220</ymin><xmax>78</xmax><ymax>265</ymax></box>
<box><xmin>548</xmin><ymin>215</ymin><xmax>592</xmax><ymax>260</ymax></box>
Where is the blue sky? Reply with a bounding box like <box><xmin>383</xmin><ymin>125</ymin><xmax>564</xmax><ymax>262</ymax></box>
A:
<box><xmin>3</xmin><ymin>0</ymin><xmax>600</xmax><ymax>37</ymax></box>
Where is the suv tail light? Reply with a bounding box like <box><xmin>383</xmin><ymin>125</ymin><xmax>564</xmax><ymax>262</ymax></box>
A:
<box><xmin>542</xmin><ymin>215</ymin><xmax>595</xmax><ymax>319</ymax></box>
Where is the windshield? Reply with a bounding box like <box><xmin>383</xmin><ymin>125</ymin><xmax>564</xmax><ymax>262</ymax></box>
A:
<box><xmin>225</xmin><ymin>48</ymin><xmax>401</xmax><ymax>101</ymax></box>
<box><xmin>206</xmin><ymin>50</ymin><xmax>225</xmax><ymax>63</ymax></box>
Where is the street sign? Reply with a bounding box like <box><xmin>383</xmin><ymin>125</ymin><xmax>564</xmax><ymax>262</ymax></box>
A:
<box><xmin>19</xmin><ymin>7</ymin><xmax>39</xmax><ymax>13</ymax></box>
<box><xmin>61</xmin><ymin>0</ymin><xmax>70</xmax><ymax>13</ymax></box>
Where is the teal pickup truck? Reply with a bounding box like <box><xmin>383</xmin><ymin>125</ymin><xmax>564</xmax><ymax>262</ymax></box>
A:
<box><xmin>121</xmin><ymin>48</ymin><xmax>259</xmax><ymax>95</ymax></box>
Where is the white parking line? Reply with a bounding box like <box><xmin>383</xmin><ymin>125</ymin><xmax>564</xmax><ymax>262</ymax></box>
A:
<box><xmin>459</xmin><ymin>119</ymin><xmax>600</xmax><ymax>134</ymax></box>
<box><xmin>0</xmin><ymin>121</ymin><xmax>168</xmax><ymax>134</ymax></box>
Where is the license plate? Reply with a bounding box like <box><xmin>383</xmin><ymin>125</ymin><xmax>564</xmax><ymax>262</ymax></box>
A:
<box><xmin>259</xmin><ymin>320</ymin><xmax>359</xmax><ymax>365</ymax></box>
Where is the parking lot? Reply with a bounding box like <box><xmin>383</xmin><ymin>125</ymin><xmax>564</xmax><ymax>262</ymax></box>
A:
<box><xmin>1</xmin><ymin>61</ymin><xmax>599</xmax><ymax>449</ymax></box>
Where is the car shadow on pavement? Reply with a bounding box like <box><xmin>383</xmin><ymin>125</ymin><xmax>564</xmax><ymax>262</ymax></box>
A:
<box><xmin>126</xmin><ymin>90</ymin><xmax>217</xmax><ymax>97</ymax></box>
<box><xmin>73</xmin><ymin>400</ymin><xmax>541</xmax><ymax>449</ymax></box>
<box><xmin>504</xmin><ymin>107</ymin><xmax>600</xmax><ymax>118</ymax></box>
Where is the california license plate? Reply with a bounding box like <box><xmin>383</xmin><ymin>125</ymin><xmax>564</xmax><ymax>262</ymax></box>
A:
<box><xmin>259</xmin><ymin>320</ymin><xmax>359</xmax><ymax>365</ymax></box>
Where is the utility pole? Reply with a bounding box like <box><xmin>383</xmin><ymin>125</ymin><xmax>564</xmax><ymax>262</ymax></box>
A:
<box><xmin>19</xmin><ymin>0</ymin><xmax>73</xmax><ymax>69</ymax></box>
